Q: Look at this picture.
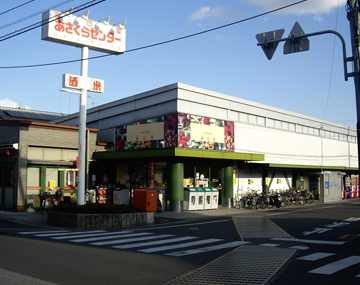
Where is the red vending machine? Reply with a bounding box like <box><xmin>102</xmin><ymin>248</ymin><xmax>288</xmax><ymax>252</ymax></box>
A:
<box><xmin>132</xmin><ymin>189</ymin><xmax>157</xmax><ymax>212</ymax></box>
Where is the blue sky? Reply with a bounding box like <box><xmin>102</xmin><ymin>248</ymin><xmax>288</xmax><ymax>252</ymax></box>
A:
<box><xmin>0</xmin><ymin>0</ymin><xmax>356</xmax><ymax>128</ymax></box>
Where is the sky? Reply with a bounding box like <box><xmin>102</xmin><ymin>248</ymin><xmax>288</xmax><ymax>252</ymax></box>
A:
<box><xmin>0</xmin><ymin>0</ymin><xmax>357</xmax><ymax>129</ymax></box>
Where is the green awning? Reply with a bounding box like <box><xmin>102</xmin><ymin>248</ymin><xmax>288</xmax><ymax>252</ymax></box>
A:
<box><xmin>93</xmin><ymin>148</ymin><xmax>264</xmax><ymax>162</ymax></box>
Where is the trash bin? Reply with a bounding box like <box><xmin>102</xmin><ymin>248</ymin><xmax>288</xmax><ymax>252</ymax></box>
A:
<box><xmin>184</xmin><ymin>187</ymin><xmax>197</xmax><ymax>211</ymax></box>
<box><xmin>203</xmin><ymin>188</ymin><xmax>212</xmax><ymax>210</ymax></box>
<box><xmin>210</xmin><ymin>187</ymin><xmax>219</xmax><ymax>209</ymax></box>
<box><xmin>196</xmin><ymin>187</ymin><xmax>205</xmax><ymax>210</ymax></box>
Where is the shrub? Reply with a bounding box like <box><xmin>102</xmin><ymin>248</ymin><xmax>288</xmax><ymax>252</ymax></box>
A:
<box><xmin>50</xmin><ymin>203</ymin><xmax>138</xmax><ymax>214</ymax></box>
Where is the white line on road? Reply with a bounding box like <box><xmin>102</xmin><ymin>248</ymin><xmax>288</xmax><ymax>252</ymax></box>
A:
<box><xmin>69</xmin><ymin>232</ymin><xmax>153</xmax><ymax>243</ymax></box>
<box><xmin>18</xmin><ymin>230</ymin><xmax>71</xmax><ymax>235</ymax></box>
<box><xmin>137</xmin><ymin>219</ymin><xmax>230</xmax><ymax>231</ymax></box>
<box><xmin>309</xmin><ymin>256</ymin><xmax>360</xmax><ymax>275</ymax></box>
<box><xmin>297</xmin><ymin>252</ymin><xmax>336</xmax><ymax>261</ymax></box>
<box><xmin>137</xmin><ymin>238</ymin><xmax>223</xmax><ymax>253</ymax></box>
<box><xmin>34</xmin><ymin>230</ymin><xmax>105</xmax><ymax>237</ymax></box>
<box><xmin>91</xmin><ymin>234</ymin><xmax>174</xmax><ymax>246</ymax></box>
<box><xmin>271</xmin><ymin>237</ymin><xmax>346</xmax><ymax>245</ymax></box>
<box><xmin>113</xmin><ymin>236</ymin><xmax>198</xmax><ymax>249</ymax></box>
<box><xmin>52</xmin><ymin>230</ymin><xmax>134</xmax><ymax>240</ymax></box>
<box><xmin>165</xmin><ymin>241</ymin><xmax>250</xmax><ymax>257</ymax></box>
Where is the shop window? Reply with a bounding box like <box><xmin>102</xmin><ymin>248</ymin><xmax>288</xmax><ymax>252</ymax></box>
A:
<box><xmin>131</xmin><ymin>163</ymin><xmax>147</xmax><ymax>188</ymax></box>
<box><xmin>211</xmin><ymin>167</ymin><xmax>222</xmax><ymax>188</ymax></box>
<box><xmin>184</xmin><ymin>163</ymin><xmax>194</xmax><ymax>187</ymax></box>
<box><xmin>195</xmin><ymin>165</ymin><xmax>209</xmax><ymax>187</ymax></box>
<box><xmin>27</xmin><ymin>167</ymin><xmax>41</xmax><ymax>207</ymax></box>
<box><xmin>46</xmin><ymin>168</ymin><xmax>59</xmax><ymax>188</ymax></box>
<box><xmin>154</xmin><ymin>162</ymin><xmax>167</xmax><ymax>187</ymax></box>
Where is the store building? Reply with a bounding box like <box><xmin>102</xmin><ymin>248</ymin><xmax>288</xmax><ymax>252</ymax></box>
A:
<box><xmin>52</xmin><ymin>83</ymin><xmax>359</xmax><ymax>211</ymax></box>
<box><xmin>0</xmin><ymin>116</ymin><xmax>106</xmax><ymax>211</ymax></box>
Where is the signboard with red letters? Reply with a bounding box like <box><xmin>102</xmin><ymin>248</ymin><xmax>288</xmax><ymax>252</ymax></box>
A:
<box><xmin>63</xmin><ymin>74</ymin><xmax>104</xmax><ymax>93</ymax></box>
<box><xmin>41</xmin><ymin>10</ymin><xmax>126</xmax><ymax>54</ymax></box>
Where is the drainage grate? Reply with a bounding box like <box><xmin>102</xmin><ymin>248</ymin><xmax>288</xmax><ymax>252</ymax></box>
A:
<box><xmin>232</xmin><ymin>216</ymin><xmax>292</xmax><ymax>239</ymax></box>
<box><xmin>166</xmin><ymin>245</ymin><xmax>296</xmax><ymax>285</ymax></box>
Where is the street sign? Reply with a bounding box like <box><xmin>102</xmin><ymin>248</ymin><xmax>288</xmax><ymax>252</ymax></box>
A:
<box><xmin>284</xmin><ymin>22</ymin><xmax>309</xmax><ymax>54</ymax></box>
<box><xmin>256</xmin><ymin>29</ymin><xmax>285</xmax><ymax>60</ymax></box>
<box><xmin>63</xmin><ymin>74</ymin><xmax>104</xmax><ymax>93</ymax></box>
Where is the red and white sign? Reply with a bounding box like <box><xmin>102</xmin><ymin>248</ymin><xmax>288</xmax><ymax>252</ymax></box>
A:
<box><xmin>63</xmin><ymin>74</ymin><xmax>104</xmax><ymax>93</ymax></box>
<box><xmin>41</xmin><ymin>10</ymin><xmax>126</xmax><ymax>54</ymax></box>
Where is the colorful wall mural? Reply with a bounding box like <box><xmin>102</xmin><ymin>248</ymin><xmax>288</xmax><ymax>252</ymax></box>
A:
<box><xmin>115</xmin><ymin>113</ymin><xmax>234</xmax><ymax>152</ymax></box>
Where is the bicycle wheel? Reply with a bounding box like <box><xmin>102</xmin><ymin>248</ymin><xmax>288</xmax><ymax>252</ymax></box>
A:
<box><xmin>308</xmin><ymin>194</ymin><xmax>314</xmax><ymax>204</ymax></box>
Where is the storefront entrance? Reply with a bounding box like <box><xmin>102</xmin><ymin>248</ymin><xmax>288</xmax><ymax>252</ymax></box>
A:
<box><xmin>0</xmin><ymin>165</ymin><xmax>14</xmax><ymax>210</ymax></box>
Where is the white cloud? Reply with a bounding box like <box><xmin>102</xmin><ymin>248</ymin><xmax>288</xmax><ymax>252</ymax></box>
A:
<box><xmin>189</xmin><ymin>6</ymin><xmax>238</xmax><ymax>21</ymax></box>
<box><xmin>245</xmin><ymin>0</ymin><xmax>346</xmax><ymax>16</ymax></box>
<box><xmin>0</xmin><ymin>98</ymin><xmax>30</xmax><ymax>109</ymax></box>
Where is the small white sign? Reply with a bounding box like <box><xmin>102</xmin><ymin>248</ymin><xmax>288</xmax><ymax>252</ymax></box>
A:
<box><xmin>63</xmin><ymin>74</ymin><xmax>104</xmax><ymax>93</ymax></box>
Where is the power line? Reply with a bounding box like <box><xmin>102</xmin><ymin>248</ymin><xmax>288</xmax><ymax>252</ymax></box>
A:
<box><xmin>0</xmin><ymin>0</ymin><xmax>35</xmax><ymax>17</ymax></box>
<box><xmin>0</xmin><ymin>0</ymin><xmax>308</xmax><ymax>69</ymax></box>
<box><xmin>0</xmin><ymin>0</ymin><xmax>105</xmax><ymax>41</ymax></box>
<box><xmin>0</xmin><ymin>0</ymin><xmax>74</xmax><ymax>31</ymax></box>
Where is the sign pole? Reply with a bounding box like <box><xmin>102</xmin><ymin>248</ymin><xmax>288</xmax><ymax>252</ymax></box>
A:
<box><xmin>78</xmin><ymin>46</ymin><xmax>88</xmax><ymax>205</ymax></box>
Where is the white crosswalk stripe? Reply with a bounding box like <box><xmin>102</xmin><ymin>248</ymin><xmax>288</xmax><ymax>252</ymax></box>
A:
<box><xmin>90</xmin><ymin>234</ymin><xmax>174</xmax><ymax>246</ymax></box>
<box><xmin>113</xmin><ymin>236</ymin><xmax>198</xmax><ymax>249</ymax></box>
<box><xmin>70</xmin><ymin>232</ymin><xmax>152</xmax><ymax>243</ymax></box>
<box><xmin>165</xmin><ymin>241</ymin><xmax>251</xmax><ymax>257</ymax></box>
<box><xmin>309</xmin><ymin>255</ymin><xmax>360</xmax><ymax>275</ymax></box>
<box><xmin>297</xmin><ymin>252</ymin><xmax>336</xmax><ymax>261</ymax></box>
<box><xmin>137</xmin><ymin>238</ymin><xmax>223</xmax><ymax>253</ymax></box>
<box><xmin>16</xmin><ymin>230</ymin><xmax>246</xmax><ymax>257</ymax></box>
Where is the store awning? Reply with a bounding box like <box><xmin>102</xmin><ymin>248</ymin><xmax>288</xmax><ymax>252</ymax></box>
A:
<box><xmin>93</xmin><ymin>148</ymin><xmax>264</xmax><ymax>162</ymax></box>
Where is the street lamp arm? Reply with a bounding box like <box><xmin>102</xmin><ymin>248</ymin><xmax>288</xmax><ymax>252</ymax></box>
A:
<box><xmin>257</xmin><ymin>30</ymin><xmax>351</xmax><ymax>81</ymax></box>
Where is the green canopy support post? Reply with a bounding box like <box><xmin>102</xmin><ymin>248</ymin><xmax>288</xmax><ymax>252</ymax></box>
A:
<box><xmin>169</xmin><ymin>161</ymin><xmax>184</xmax><ymax>212</ymax></box>
<box><xmin>223</xmin><ymin>165</ymin><xmax>233</xmax><ymax>208</ymax></box>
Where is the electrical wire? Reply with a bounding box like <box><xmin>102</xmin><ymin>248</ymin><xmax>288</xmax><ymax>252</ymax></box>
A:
<box><xmin>0</xmin><ymin>0</ymin><xmax>35</xmax><ymax>17</ymax></box>
<box><xmin>322</xmin><ymin>0</ymin><xmax>340</xmax><ymax>122</ymax></box>
<box><xmin>0</xmin><ymin>0</ymin><xmax>74</xmax><ymax>31</ymax></box>
<box><xmin>0</xmin><ymin>0</ymin><xmax>308</xmax><ymax>69</ymax></box>
<box><xmin>0</xmin><ymin>0</ymin><xmax>105</xmax><ymax>41</ymax></box>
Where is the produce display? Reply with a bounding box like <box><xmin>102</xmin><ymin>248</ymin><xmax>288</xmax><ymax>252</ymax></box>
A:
<box><xmin>115</xmin><ymin>112</ymin><xmax>234</xmax><ymax>152</ymax></box>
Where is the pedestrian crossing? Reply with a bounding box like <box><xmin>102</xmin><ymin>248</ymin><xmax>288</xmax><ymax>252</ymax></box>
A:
<box><xmin>17</xmin><ymin>229</ymin><xmax>360</xmax><ymax>278</ymax></box>
<box><xmin>17</xmin><ymin>229</ymin><xmax>249</xmax><ymax>257</ymax></box>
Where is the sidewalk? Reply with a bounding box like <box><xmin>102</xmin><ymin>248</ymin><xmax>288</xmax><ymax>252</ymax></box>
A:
<box><xmin>0</xmin><ymin>198</ymin><xmax>357</xmax><ymax>228</ymax></box>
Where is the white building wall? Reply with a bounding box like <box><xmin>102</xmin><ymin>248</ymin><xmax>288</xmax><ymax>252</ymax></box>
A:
<box><xmin>234</xmin><ymin>122</ymin><xmax>356</xmax><ymax>168</ymax></box>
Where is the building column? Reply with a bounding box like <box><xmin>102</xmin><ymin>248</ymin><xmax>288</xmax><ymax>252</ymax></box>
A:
<box><xmin>223</xmin><ymin>165</ymin><xmax>233</xmax><ymax>208</ymax></box>
<box><xmin>169</xmin><ymin>161</ymin><xmax>184</xmax><ymax>212</ymax></box>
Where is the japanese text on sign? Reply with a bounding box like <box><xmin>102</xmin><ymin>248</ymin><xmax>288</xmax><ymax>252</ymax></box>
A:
<box><xmin>42</xmin><ymin>10</ymin><xmax>126</xmax><ymax>54</ymax></box>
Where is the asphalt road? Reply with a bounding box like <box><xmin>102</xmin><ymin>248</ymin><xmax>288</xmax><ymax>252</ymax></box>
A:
<box><xmin>0</xmin><ymin>217</ymin><xmax>240</xmax><ymax>285</ymax></box>
<box><xmin>265</xmin><ymin>202</ymin><xmax>360</xmax><ymax>284</ymax></box>
<box><xmin>0</xmin><ymin>200</ymin><xmax>359</xmax><ymax>284</ymax></box>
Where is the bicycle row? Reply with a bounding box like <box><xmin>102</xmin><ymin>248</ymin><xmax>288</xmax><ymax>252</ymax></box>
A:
<box><xmin>243</xmin><ymin>188</ymin><xmax>315</xmax><ymax>210</ymax></box>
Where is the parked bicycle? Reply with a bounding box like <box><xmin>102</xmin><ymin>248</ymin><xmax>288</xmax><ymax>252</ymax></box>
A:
<box><xmin>40</xmin><ymin>189</ymin><xmax>63</xmax><ymax>213</ymax></box>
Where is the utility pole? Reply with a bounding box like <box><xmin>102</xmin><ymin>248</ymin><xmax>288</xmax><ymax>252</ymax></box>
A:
<box><xmin>347</xmin><ymin>0</ymin><xmax>360</xmax><ymax>175</ymax></box>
